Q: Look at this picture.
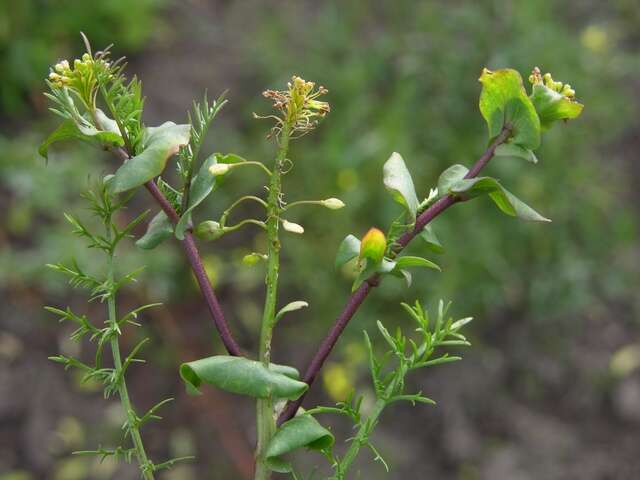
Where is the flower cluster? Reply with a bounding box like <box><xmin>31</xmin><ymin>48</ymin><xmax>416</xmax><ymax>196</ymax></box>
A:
<box><xmin>47</xmin><ymin>52</ymin><xmax>112</xmax><ymax>109</ymax></box>
<box><xmin>529</xmin><ymin>66</ymin><xmax>576</xmax><ymax>99</ymax></box>
<box><xmin>257</xmin><ymin>76</ymin><xmax>330</xmax><ymax>138</ymax></box>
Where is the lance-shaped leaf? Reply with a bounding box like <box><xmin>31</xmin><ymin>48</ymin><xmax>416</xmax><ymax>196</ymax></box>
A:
<box><xmin>175</xmin><ymin>154</ymin><xmax>217</xmax><ymax>240</ymax></box>
<box><xmin>489</xmin><ymin>187</ymin><xmax>551</xmax><ymax>222</ymax></box>
<box><xmin>111</xmin><ymin>122</ymin><xmax>190</xmax><ymax>193</ymax></box>
<box><xmin>530</xmin><ymin>83</ymin><xmax>584</xmax><ymax>131</ymax></box>
<box><xmin>495</xmin><ymin>143</ymin><xmax>538</xmax><ymax>164</ymax></box>
<box><xmin>175</xmin><ymin>153</ymin><xmax>246</xmax><ymax>239</ymax></box>
<box><xmin>383</xmin><ymin>152</ymin><xmax>419</xmax><ymax>221</ymax></box>
<box><xmin>265</xmin><ymin>415</ymin><xmax>335</xmax><ymax>473</ymax></box>
<box><xmin>39</xmin><ymin>119</ymin><xmax>124</xmax><ymax>159</ymax></box>
<box><xmin>450</xmin><ymin>177</ymin><xmax>551</xmax><ymax>222</ymax></box>
<box><xmin>419</xmin><ymin>225</ymin><xmax>444</xmax><ymax>254</ymax></box>
<box><xmin>437</xmin><ymin>164</ymin><xmax>469</xmax><ymax>196</ymax></box>
<box><xmin>180</xmin><ymin>356</ymin><xmax>308</xmax><ymax>400</ymax></box>
<box><xmin>395</xmin><ymin>255</ymin><xmax>441</xmax><ymax>271</ymax></box>
<box><xmin>135</xmin><ymin>211</ymin><xmax>173</xmax><ymax>250</ymax></box>
<box><xmin>335</xmin><ymin>234</ymin><xmax>361</xmax><ymax>269</ymax></box>
<box><xmin>479</xmin><ymin>68</ymin><xmax>541</xmax><ymax>150</ymax></box>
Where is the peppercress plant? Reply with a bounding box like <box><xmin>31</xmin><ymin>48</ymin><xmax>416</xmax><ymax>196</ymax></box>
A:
<box><xmin>41</xmin><ymin>36</ymin><xmax>583</xmax><ymax>479</ymax></box>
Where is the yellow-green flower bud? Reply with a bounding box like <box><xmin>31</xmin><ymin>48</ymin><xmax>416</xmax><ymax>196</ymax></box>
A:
<box><xmin>282</xmin><ymin>219</ymin><xmax>304</xmax><ymax>234</ymax></box>
<box><xmin>209</xmin><ymin>163</ymin><xmax>231</xmax><ymax>176</ymax></box>
<box><xmin>321</xmin><ymin>198</ymin><xmax>345</xmax><ymax>210</ymax></box>
<box><xmin>359</xmin><ymin>227</ymin><xmax>387</xmax><ymax>264</ymax></box>
<box><xmin>194</xmin><ymin>220</ymin><xmax>225</xmax><ymax>241</ymax></box>
<box><xmin>242</xmin><ymin>252</ymin><xmax>267</xmax><ymax>266</ymax></box>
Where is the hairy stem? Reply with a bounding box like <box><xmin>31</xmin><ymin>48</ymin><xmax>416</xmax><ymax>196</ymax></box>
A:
<box><xmin>255</xmin><ymin>124</ymin><xmax>291</xmax><ymax>480</ymax></box>
<box><xmin>278</xmin><ymin>127</ymin><xmax>512</xmax><ymax>424</ymax></box>
<box><xmin>105</xmin><ymin>217</ymin><xmax>154</xmax><ymax>480</ymax></box>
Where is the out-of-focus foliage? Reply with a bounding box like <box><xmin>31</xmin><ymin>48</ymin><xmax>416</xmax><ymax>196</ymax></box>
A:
<box><xmin>2</xmin><ymin>0</ymin><xmax>640</xmax><ymax>478</ymax></box>
<box><xmin>0</xmin><ymin>0</ymin><xmax>165</xmax><ymax>115</ymax></box>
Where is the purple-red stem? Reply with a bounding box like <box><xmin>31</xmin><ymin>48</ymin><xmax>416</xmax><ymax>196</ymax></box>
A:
<box><xmin>278</xmin><ymin>127</ymin><xmax>511</xmax><ymax>424</ymax></box>
<box><xmin>114</xmin><ymin>147</ymin><xmax>243</xmax><ymax>356</ymax></box>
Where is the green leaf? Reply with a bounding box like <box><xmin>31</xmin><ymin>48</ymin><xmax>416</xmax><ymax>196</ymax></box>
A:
<box><xmin>395</xmin><ymin>256</ymin><xmax>441</xmax><ymax>271</ymax></box>
<box><xmin>530</xmin><ymin>83</ymin><xmax>584</xmax><ymax>131</ymax></box>
<box><xmin>175</xmin><ymin>154</ymin><xmax>218</xmax><ymax>240</ymax></box>
<box><xmin>399</xmin><ymin>269</ymin><xmax>412</xmax><ymax>287</ymax></box>
<box><xmin>180</xmin><ymin>356</ymin><xmax>308</xmax><ymax>400</ymax></box>
<box><xmin>275</xmin><ymin>301</ymin><xmax>309</xmax><ymax>323</ymax></box>
<box><xmin>450</xmin><ymin>177</ymin><xmax>551</xmax><ymax>222</ymax></box>
<box><xmin>383</xmin><ymin>152</ymin><xmax>419</xmax><ymax>221</ymax></box>
<box><xmin>450</xmin><ymin>177</ymin><xmax>502</xmax><ymax>199</ymax></box>
<box><xmin>335</xmin><ymin>234</ymin><xmax>361</xmax><ymax>269</ymax></box>
<box><xmin>489</xmin><ymin>187</ymin><xmax>551</xmax><ymax>222</ymax></box>
<box><xmin>111</xmin><ymin>122</ymin><xmax>190</xmax><ymax>193</ymax></box>
<box><xmin>479</xmin><ymin>68</ymin><xmax>541</xmax><ymax>150</ymax></box>
<box><xmin>495</xmin><ymin>143</ymin><xmax>538</xmax><ymax>164</ymax></box>
<box><xmin>419</xmin><ymin>225</ymin><xmax>444</xmax><ymax>254</ymax></box>
<box><xmin>265</xmin><ymin>415</ymin><xmax>334</xmax><ymax>473</ymax></box>
<box><xmin>135</xmin><ymin>211</ymin><xmax>174</xmax><ymax>250</ymax></box>
<box><xmin>437</xmin><ymin>164</ymin><xmax>469</xmax><ymax>196</ymax></box>
<box><xmin>39</xmin><ymin>119</ymin><xmax>124</xmax><ymax>159</ymax></box>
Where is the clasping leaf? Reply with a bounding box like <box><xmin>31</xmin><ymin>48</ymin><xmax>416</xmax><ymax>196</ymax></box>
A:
<box><xmin>111</xmin><ymin>122</ymin><xmax>190</xmax><ymax>193</ymax></box>
<box><xmin>265</xmin><ymin>414</ymin><xmax>334</xmax><ymax>473</ymax></box>
<box><xmin>180</xmin><ymin>356</ymin><xmax>308</xmax><ymax>400</ymax></box>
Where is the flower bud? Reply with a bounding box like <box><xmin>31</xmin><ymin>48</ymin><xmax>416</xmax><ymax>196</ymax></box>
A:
<box><xmin>359</xmin><ymin>227</ymin><xmax>387</xmax><ymax>264</ymax></box>
<box><xmin>209</xmin><ymin>163</ymin><xmax>231</xmax><ymax>176</ymax></box>
<box><xmin>282</xmin><ymin>219</ymin><xmax>304</xmax><ymax>234</ymax></box>
<box><xmin>321</xmin><ymin>198</ymin><xmax>345</xmax><ymax>210</ymax></box>
<box><xmin>194</xmin><ymin>220</ymin><xmax>225</xmax><ymax>241</ymax></box>
<box><xmin>242</xmin><ymin>252</ymin><xmax>267</xmax><ymax>266</ymax></box>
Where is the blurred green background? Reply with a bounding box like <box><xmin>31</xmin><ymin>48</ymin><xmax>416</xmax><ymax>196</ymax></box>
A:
<box><xmin>1</xmin><ymin>1</ymin><xmax>639</xmax><ymax>479</ymax></box>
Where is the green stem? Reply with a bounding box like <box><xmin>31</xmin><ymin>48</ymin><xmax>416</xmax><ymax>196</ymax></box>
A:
<box><xmin>332</xmin><ymin>366</ymin><xmax>405</xmax><ymax>479</ymax></box>
<box><xmin>220</xmin><ymin>195</ymin><xmax>268</xmax><ymax>226</ymax></box>
<box><xmin>254</xmin><ymin>124</ymin><xmax>291</xmax><ymax>480</ymax></box>
<box><xmin>105</xmin><ymin>218</ymin><xmax>154</xmax><ymax>480</ymax></box>
<box><xmin>281</xmin><ymin>199</ymin><xmax>324</xmax><ymax>211</ymax></box>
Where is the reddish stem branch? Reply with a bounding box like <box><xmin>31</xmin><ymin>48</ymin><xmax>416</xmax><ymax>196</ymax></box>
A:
<box><xmin>278</xmin><ymin>127</ymin><xmax>511</xmax><ymax>424</ymax></box>
<box><xmin>114</xmin><ymin>147</ymin><xmax>243</xmax><ymax>356</ymax></box>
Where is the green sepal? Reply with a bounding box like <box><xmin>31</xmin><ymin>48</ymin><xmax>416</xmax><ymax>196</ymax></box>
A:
<box><xmin>479</xmin><ymin>68</ymin><xmax>541</xmax><ymax>150</ymax></box>
<box><xmin>265</xmin><ymin>414</ymin><xmax>334</xmax><ymax>473</ymax></box>
<box><xmin>179</xmin><ymin>356</ymin><xmax>308</xmax><ymax>400</ymax></box>
<box><xmin>135</xmin><ymin>211</ymin><xmax>174</xmax><ymax>250</ymax></box>
<box><xmin>111</xmin><ymin>122</ymin><xmax>190</xmax><ymax>193</ymax></box>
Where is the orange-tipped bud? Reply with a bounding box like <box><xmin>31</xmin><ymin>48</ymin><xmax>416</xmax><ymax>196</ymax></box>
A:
<box><xmin>359</xmin><ymin>228</ymin><xmax>387</xmax><ymax>264</ymax></box>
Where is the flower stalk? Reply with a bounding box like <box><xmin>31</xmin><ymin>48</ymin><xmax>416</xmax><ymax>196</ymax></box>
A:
<box><xmin>255</xmin><ymin>122</ymin><xmax>291</xmax><ymax>480</ymax></box>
